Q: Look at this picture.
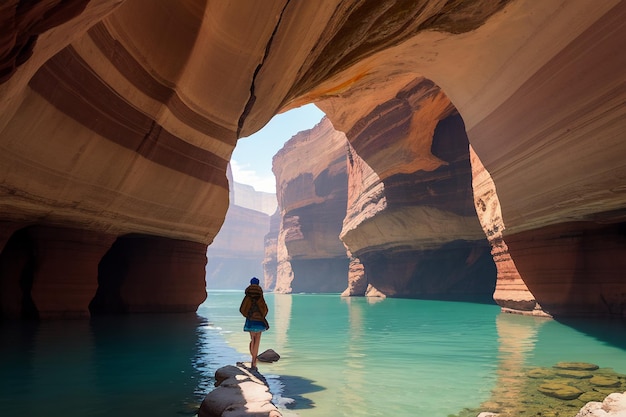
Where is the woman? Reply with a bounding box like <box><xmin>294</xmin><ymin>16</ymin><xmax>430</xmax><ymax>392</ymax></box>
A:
<box><xmin>239</xmin><ymin>277</ymin><xmax>269</xmax><ymax>370</ymax></box>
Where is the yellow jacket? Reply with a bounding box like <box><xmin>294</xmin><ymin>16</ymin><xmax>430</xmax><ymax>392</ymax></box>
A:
<box><xmin>239</xmin><ymin>284</ymin><xmax>268</xmax><ymax>322</ymax></box>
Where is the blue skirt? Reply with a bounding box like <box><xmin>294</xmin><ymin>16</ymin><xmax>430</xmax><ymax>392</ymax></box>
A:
<box><xmin>244</xmin><ymin>318</ymin><xmax>268</xmax><ymax>332</ymax></box>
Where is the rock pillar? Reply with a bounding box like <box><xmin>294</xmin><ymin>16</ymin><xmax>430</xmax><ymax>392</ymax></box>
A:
<box><xmin>470</xmin><ymin>146</ymin><xmax>542</xmax><ymax>315</ymax></box>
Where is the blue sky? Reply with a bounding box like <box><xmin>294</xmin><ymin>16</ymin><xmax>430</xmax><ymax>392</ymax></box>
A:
<box><xmin>230</xmin><ymin>104</ymin><xmax>325</xmax><ymax>193</ymax></box>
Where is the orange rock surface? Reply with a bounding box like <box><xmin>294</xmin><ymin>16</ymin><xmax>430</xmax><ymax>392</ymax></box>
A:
<box><xmin>271</xmin><ymin>118</ymin><xmax>349</xmax><ymax>293</ymax></box>
<box><xmin>0</xmin><ymin>1</ymin><xmax>624</xmax><ymax>317</ymax></box>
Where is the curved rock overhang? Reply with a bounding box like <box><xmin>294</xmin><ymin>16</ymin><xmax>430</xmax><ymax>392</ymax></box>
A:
<box><xmin>0</xmin><ymin>0</ymin><xmax>624</xmax><ymax>318</ymax></box>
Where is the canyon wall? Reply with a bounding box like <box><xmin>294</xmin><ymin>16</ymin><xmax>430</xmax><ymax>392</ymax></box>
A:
<box><xmin>205</xmin><ymin>168</ymin><xmax>275</xmax><ymax>289</ymax></box>
<box><xmin>270</xmin><ymin>118</ymin><xmax>349</xmax><ymax>293</ymax></box>
<box><xmin>262</xmin><ymin>211</ymin><xmax>281</xmax><ymax>291</ymax></box>
<box><xmin>337</xmin><ymin>79</ymin><xmax>496</xmax><ymax>303</ymax></box>
<box><xmin>0</xmin><ymin>1</ymin><xmax>624</xmax><ymax>318</ymax></box>
<box><xmin>205</xmin><ymin>204</ymin><xmax>271</xmax><ymax>290</ymax></box>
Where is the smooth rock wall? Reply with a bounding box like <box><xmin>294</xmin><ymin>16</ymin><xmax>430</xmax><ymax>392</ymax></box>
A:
<box><xmin>507</xmin><ymin>222</ymin><xmax>626</xmax><ymax>318</ymax></box>
<box><xmin>271</xmin><ymin>118</ymin><xmax>350</xmax><ymax>293</ymax></box>
<box><xmin>0</xmin><ymin>226</ymin><xmax>115</xmax><ymax>319</ymax></box>
<box><xmin>1</xmin><ymin>1</ymin><xmax>625</xmax><ymax>317</ymax></box>
<box><xmin>337</xmin><ymin>79</ymin><xmax>496</xmax><ymax>301</ymax></box>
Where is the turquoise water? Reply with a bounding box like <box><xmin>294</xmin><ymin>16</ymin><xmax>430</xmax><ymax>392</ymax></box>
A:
<box><xmin>202</xmin><ymin>291</ymin><xmax>626</xmax><ymax>417</ymax></box>
<box><xmin>1</xmin><ymin>292</ymin><xmax>624</xmax><ymax>417</ymax></box>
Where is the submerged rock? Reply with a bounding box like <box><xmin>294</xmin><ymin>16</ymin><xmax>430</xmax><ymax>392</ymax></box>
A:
<box><xmin>556</xmin><ymin>369</ymin><xmax>594</xmax><ymax>379</ymax></box>
<box><xmin>538</xmin><ymin>382</ymin><xmax>583</xmax><ymax>400</ymax></box>
<box><xmin>554</xmin><ymin>362</ymin><xmax>600</xmax><ymax>371</ymax></box>
<box><xmin>527</xmin><ymin>367</ymin><xmax>554</xmax><ymax>379</ymax></box>
<box><xmin>590</xmin><ymin>375</ymin><xmax>622</xmax><ymax>388</ymax></box>
<box><xmin>454</xmin><ymin>361</ymin><xmax>626</xmax><ymax>417</ymax></box>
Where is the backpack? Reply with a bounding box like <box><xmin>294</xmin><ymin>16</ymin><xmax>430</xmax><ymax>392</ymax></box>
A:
<box><xmin>239</xmin><ymin>295</ymin><xmax>270</xmax><ymax>330</ymax></box>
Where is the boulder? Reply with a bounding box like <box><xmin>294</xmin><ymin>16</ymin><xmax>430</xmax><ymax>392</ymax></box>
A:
<box><xmin>575</xmin><ymin>391</ymin><xmax>626</xmax><ymax>417</ymax></box>
<box><xmin>258</xmin><ymin>349</ymin><xmax>281</xmax><ymax>363</ymax></box>
<box><xmin>537</xmin><ymin>382</ymin><xmax>583</xmax><ymax>400</ymax></box>
<box><xmin>554</xmin><ymin>362</ymin><xmax>600</xmax><ymax>371</ymax></box>
<box><xmin>199</xmin><ymin>365</ymin><xmax>282</xmax><ymax>417</ymax></box>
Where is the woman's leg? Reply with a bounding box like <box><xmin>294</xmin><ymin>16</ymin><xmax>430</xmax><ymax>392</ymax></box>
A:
<box><xmin>250</xmin><ymin>331</ymin><xmax>261</xmax><ymax>368</ymax></box>
<box><xmin>248</xmin><ymin>332</ymin><xmax>254</xmax><ymax>364</ymax></box>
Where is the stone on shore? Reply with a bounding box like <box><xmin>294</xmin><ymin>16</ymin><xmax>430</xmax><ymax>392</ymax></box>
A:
<box><xmin>258</xmin><ymin>349</ymin><xmax>281</xmax><ymax>363</ymax></box>
<box><xmin>575</xmin><ymin>391</ymin><xmax>626</xmax><ymax>417</ymax></box>
<box><xmin>199</xmin><ymin>365</ymin><xmax>282</xmax><ymax>417</ymax></box>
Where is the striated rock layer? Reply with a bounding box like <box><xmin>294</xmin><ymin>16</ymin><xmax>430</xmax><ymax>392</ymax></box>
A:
<box><xmin>470</xmin><ymin>146</ymin><xmax>543</xmax><ymax>314</ymax></box>
<box><xmin>270</xmin><ymin>118</ymin><xmax>349</xmax><ymax>293</ymax></box>
<box><xmin>0</xmin><ymin>1</ymin><xmax>624</xmax><ymax>317</ymax></box>
<box><xmin>262</xmin><ymin>210</ymin><xmax>281</xmax><ymax>291</ymax></box>
<box><xmin>338</xmin><ymin>79</ymin><xmax>496</xmax><ymax>302</ymax></box>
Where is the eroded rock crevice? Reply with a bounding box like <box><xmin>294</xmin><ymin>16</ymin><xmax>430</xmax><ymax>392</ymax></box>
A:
<box><xmin>269</xmin><ymin>117</ymin><xmax>350</xmax><ymax>293</ymax></box>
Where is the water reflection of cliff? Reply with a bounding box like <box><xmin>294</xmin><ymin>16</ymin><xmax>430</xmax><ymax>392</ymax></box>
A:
<box><xmin>486</xmin><ymin>313</ymin><xmax>547</xmax><ymax>412</ymax></box>
<box><xmin>339</xmin><ymin>297</ymin><xmax>367</xmax><ymax>413</ymax></box>
<box><xmin>273</xmin><ymin>293</ymin><xmax>293</xmax><ymax>355</ymax></box>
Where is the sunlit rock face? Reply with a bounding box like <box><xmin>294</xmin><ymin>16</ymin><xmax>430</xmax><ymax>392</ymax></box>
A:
<box><xmin>271</xmin><ymin>118</ymin><xmax>349</xmax><ymax>293</ymax></box>
<box><xmin>337</xmin><ymin>79</ymin><xmax>496</xmax><ymax>302</ymax></box>
<box><xmin>0</xmin><ymin>0</ymin><xmax>624</xmax><ymax>317</ymax></box>
<box><xmin>470</xmin><ymin>146</ymin><xmax>543</xmax><ymax>314</ymax></box>
<box><xmin>262</xmin><ymin>210</ymin><xmax>281</xmax><ymax>291</ymax></box>
<box><xmin>311</xmin><ymin>2</ymin><xmax>626</xmax><ymax>316</ymax></box>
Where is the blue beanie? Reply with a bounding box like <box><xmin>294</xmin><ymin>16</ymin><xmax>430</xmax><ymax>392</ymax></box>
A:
<box><xmin>250</xmin><ymin>277</ymin><xmax>260</xmax><ymax>285</ymax></box>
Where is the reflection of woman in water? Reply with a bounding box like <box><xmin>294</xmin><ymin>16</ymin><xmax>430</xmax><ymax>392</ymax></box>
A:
<box><xmin>239</xmin><ymin>277</ymin><xmax>269</xmax><ymax>370</ymax></box>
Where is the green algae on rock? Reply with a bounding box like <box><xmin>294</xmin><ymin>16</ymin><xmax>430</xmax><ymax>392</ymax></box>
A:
<box><xmin>450</xmin><ymin>362</ymin><xmax>626</xmax><ymax>417</ymax></box>
<box><xmin>553</xmin><ymin>362</ymin><xmax>600</xmax><ymax>371</ymax></box>
<box><xmin>590</xmin><ymin>375</ymin><xmax>622</xmax><ymax>388</ymax></box>
<box><xmin>538</xmin><ymin>382</ymin><xmax>583</xmax><ymax>400</ymax></box>
<box><xmin>527</xmin><ymin>367</ymin><xmax>555</xmax><ymax>379</ymax></box>
<box><xmin>555</xmin><ymin>369</ymin><xmax>594</xmax><ymax>379</ymax></box>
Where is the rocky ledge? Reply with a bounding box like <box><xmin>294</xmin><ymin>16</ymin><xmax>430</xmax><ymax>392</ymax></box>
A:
<box><xmin>199</xmin><ymin>364</ymin><xmax>282</xmax><ymax>417</ymax></box>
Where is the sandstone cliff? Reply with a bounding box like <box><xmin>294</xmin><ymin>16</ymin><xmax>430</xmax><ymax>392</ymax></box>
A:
<box><xmin>337</xmin><ymin>78</ymin><xmax>497</xmax><ymax>302</ymax></box>
<box><xmin>0</xmin><ymin>1</ymin><xmax>624</xmax><ymax>318</ymax></box>
<box><xmin>205</xmin><ymin>167</ymin><xmax>274</xmax><ymax>289</ymax></box>
<box><xmin>262</xmin><ymin>210</ymin><xmax>281</xmax><ymax>292</ymax></box>
<box><xmin>269</xmin><ymin>117</ymin><xmax>349</xmax><ymax>293</ymax></box>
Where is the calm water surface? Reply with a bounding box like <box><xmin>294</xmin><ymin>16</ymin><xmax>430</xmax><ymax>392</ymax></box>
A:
<box><xmin>1</xmin><ymin>291</ymin><xmax>625</xmax><ymax>417</ymax></box>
